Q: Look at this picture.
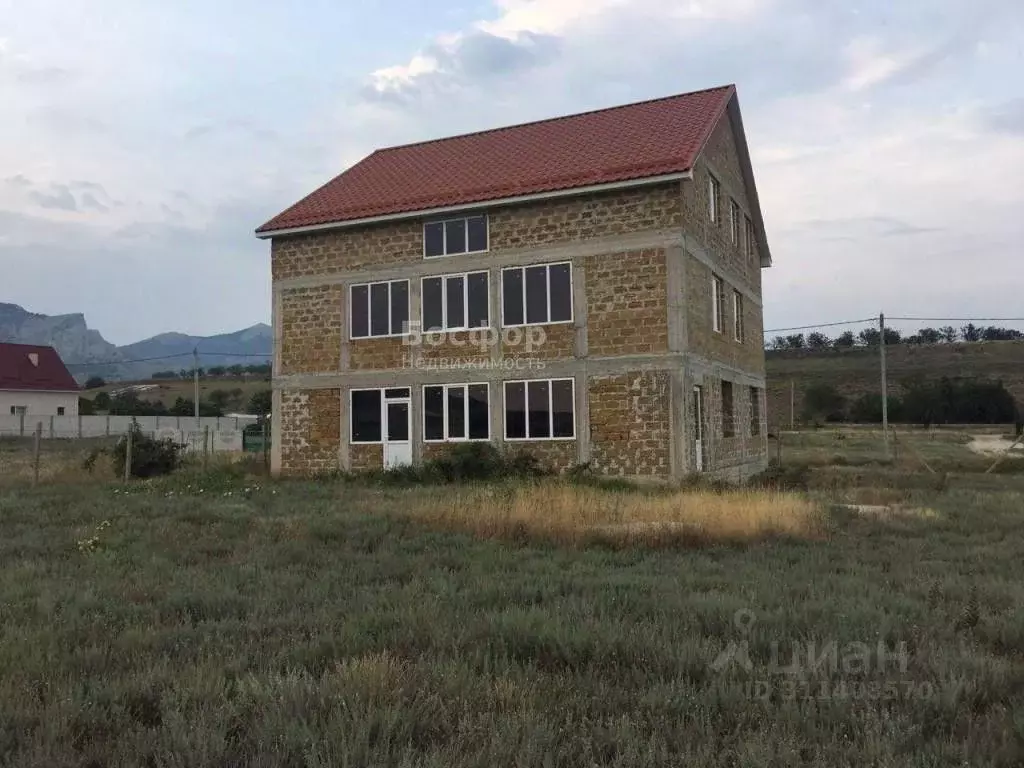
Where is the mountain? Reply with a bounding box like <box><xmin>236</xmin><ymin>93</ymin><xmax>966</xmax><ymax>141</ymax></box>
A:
<box><xmin>0</xmin><ymin>303</ymin><xmax>271</xmax><ymax>382</ymax></box>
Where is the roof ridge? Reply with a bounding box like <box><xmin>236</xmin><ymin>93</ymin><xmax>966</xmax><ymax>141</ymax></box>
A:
<box><xmin>375</xmin><ymin>83</ymin><xmax>736</xmax><ymax>154</ymax></box>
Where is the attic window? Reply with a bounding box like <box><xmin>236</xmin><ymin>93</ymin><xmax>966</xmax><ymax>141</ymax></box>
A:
<box><xmin>27</xmin><ymin>353</ymin><xmax>39</xmax><ymax>367</ymax></box>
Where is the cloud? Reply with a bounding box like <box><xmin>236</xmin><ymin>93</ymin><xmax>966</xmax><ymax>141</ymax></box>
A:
<box><xmin>30</xmin><ymin>184</ymin><xmax>78</xmax><ymax>211</ymax></box>
<box><xmin>982</xmin><ymin>97</ymin><xmax>1024</xmax><ymax>135</ymax></box>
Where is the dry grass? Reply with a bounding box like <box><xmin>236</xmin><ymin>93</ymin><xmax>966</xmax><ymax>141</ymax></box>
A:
<box><xmin>404</xmin><ymin>482</ymin><xmax>822</xmax><ymax>547</ymax></box>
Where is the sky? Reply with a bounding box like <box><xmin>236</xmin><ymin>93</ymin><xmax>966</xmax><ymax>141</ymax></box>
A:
<box><xmin>2</xmin><ymin>0</ymin><xmax>1023</xmax><ymax>345</ymax></box>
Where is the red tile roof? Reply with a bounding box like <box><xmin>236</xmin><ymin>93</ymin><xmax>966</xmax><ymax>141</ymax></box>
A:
<box><xmin>0</xmin><ymin>343</ymin><xmax>79</xmax><ymax>392</ymax></box>
<box><xmin>257</xmin><ymin>84</ymin><xmax>736</xmax><ymax>233</ymax></box>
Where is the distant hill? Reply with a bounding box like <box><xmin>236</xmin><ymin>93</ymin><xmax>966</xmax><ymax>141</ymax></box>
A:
<box><xmin>0</xmin><ymin>302</ymin><xmax>271</xmax><ymax>382</ymax></box>
<box><xmin>766</xmin><ymin>341</ymin><xmax>1024</xmax><ymax>427</ymax></box>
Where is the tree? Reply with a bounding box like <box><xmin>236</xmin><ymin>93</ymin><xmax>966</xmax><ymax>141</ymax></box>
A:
<box><xmin>151</xmin><ymin>370</ymin><xmax>179</xmax><ymax>380</ymax></box>
<box><xmin>961</xmin><ymin>323</ymin><xmax>982</xmax><ymax>342</ymax></box>
<box><xmin>833</xmin><ymin>331</ymin><xmax>856</xmax><ymax>348</ymax></box>
<box><xmin>785</xmin><ymin>334</ymin><xmax>805</xmax><ymax>350</ymax></box>
<box><xmin>79</xmin><ymin>397</ymin><xmax>96</xmax><ymax>415</ymax></box>
<box><xmin>84</xmin><ymin>376</ymin><xmax>106</xmax><ymax>389</ymax></box>
<box><xmin>982</xmin><ymin>326</ymin><xmax>1024</xmax><ymax>341</ymax></box>
<box><xmin>807</xmin><ymin>332</ymin><xmax>831</xmax><ymax>350</ymax></box>
<box><xmin>802</xmin><ymin>383</ymin><xmax>846</xmax><ymax>423</ymax></box>
<box><xmin>858</xmin><ymin>328</ymin><xmax>880</xmax><ymax>346</ymax></box>
<box><xmin>93</xmin><ymin>392</ymin><xmax>111</xmax><ymax>410</ymax></box>
<box><xmin>248</xmin><ymin>389</ymin><xmax>272</xmax><ymax>416</ymax></box>
<box><xmin>208</xmin><ymin>366</ymin><xmax>227</xmax><ymax>377</ymax></box>
<box><xmin>769</xmin><ymin>336</ymin><xmax>789</xmax><ymax>350</ymax></box>
<box><xmin>916</xmin><ymin>327</ymin><xmax>942</xmax><ymax>344</ymax></box>
<box><xmin>939</xmin><ymin>326</ymin><xmax>958</xmax><ymax>343</ymax></box>
<box><xmin>883</xmin><ymin>328</ymin><xmax>901</xmax><ymax>345</ymax></box>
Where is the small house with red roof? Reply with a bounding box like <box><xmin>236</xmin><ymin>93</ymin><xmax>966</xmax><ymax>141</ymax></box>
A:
<box><xmin>257</xmin><ymin>84</ymin><xmax>771</xmax><ymax>480</ymax></box>
<box><xmin>0</xmin><ymin>343</ymin><xmax>80</xmax><ymax>417</ymax></box>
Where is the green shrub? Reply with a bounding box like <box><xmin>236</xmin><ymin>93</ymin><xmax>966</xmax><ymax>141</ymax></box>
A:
<box><xmin>112</xmin><ymin>422</ymin><xmax>185</xmax><ymax>478</ymax></box>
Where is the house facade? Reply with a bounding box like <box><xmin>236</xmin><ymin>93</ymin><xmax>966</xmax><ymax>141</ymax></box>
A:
<box><xmin>257</xmin><ymin>84</ymin><xmax>772</xmax><ymax>481</ymax></box>
<box><xmin>0</xmin><ymin>343</ymin><xmax>80</xmax><ymax>417</ymax></box>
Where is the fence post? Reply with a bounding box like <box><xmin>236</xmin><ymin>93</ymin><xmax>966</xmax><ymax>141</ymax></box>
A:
<box><xmin>33</xmin><ymin>422</ymin><xmax>42</xmax><ymax>486</ymax></box>
<box><xmin>78</xmin><ymin>413</ymin><xmax>83</xmax><ymax>438</ymax></box>
<box><xmin>105</xmin><ymin>415</ymin><xmax>110</xmax><ymax>437</ymax></box>
<box><xmin>49</xmin><ymin>415</ymin><xmax>55</xmax><ymax>439</ymax></box>
<box><xmin>262</xmin><ymin>418</ymin><xmax>269</xmax><ymax>470</ymax></box>
<box><xmin>124</xmin><ymin>427</ymin><xmax>133</xmax><ymax>482</ymax></box>
<box><xmin>19</xmin><ymin>412</ymin><xmax>25</xmax><ymax>437</ymax></box>
<box><xmin>203</xmin><ymin>425</ymin><xmax>210</xmax><ymax>469</ymax></box>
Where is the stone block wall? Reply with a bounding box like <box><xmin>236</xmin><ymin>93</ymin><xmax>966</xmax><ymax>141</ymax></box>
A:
<box><xmin>584</xmin><ymin>249</ymin><xmax>669</xmax><ymax>357</ymax></box>
<box><xmin>588</xmin><ymin>371</ymin><xmax>672</xmax><ymax>476</ymax></box>
<box><xmin>279</xmin><ymin>389</ymin><xmax>340</xmax><ymax>475</ymax></box>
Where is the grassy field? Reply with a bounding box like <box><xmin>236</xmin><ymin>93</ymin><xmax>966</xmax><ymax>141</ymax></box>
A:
<box><xmin>0</xmin><ymin>439</ymin><xmax>1022</xmax><ymax>765</ymax></box>
<box><xmin>85</xmin><ymin>377</ymin><xmax>270</xmax><ymax>410</ymax></box>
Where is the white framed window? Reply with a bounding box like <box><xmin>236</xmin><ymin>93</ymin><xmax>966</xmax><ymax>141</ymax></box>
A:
<box><xmin>708</xmin><ymin>174</ymin><xmax>720</xmax><ymax>223</ymax></box>
<box><xmin>350</xmin><ymin>387</ymin><xmax>411</xmax><ymax>443</ymax></box>
<box><xmin>711</xmin><ymin>275</ymin><xmax>725</xmax><ymax>333</ymax></box>
<box><xmin>721</xmin><ymin>380</ymin><xmax>735</xmax><ymax>438</ymax></box>
<box><xmin>501</xmin><ymin>262</ymin><xmax>573</xmax><ymax>327</ymax></box>
<box><xmin>745</xmin><ymin>215</ymin><xmax>756</xmax><ymax>260</ymax></box>
<box><xmin>729</xmin><ymin>199</ymin><xmax>740</xmax><ymax>245</ymax></box>
<box><xmin>423</xmin><ymin>383</ymin><xmax>489</xmax><ymax>441</ymax></box>
<box><xmin>350</xmin><ymin>279</ymin><xmax>409</xmax><ymax>339</ymax></box>
<box><xmin>424</xmin><ymin>215</ymin><xmax>488</xmax><ymax>258</ymax></box>
<box><xmin>421</xmin><ymin>271</ymin><xmax>489</xmax><ymax>331</ymax></box>
<box><xmin>733</xmin><ymin>290</ymin><xmax>744</xmax><ymax>343</ymax></box>
<box><xmin>503</xmin><ymin>378</ymin><xmax>575</xmax><ymax>440</ymax></box>
<box><xmin>750</xmin><ymin>386</ymin><xmax>762</xmax><ymax>436</ymax></box>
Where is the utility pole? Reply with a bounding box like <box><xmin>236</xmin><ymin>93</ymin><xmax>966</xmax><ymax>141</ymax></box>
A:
<box><xmin>880</xmin><ymin>313</ymin><xmax>890</xmax><ymax>458</ymax></box>
<box><xmin>193</xmin><ymin>347</ymin><xmax>200</xmax><ymax>427</ymax></box>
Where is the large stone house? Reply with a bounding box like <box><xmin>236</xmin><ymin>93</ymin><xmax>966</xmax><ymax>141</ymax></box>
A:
<box><xmin>257</xmin><ymin>84</ymin><xmax>772</xmax><ymax>480</ymax></box>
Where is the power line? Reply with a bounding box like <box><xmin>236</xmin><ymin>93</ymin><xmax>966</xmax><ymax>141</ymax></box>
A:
<box><xmin>763</xmin><ymin>318</ymin><xmax>875</xmax><ymax>334</ymax></box>
<box><xmin>66</xmin><ymin>350</ymin><xmax>271</xmax><ymax>368</ymax></box>
<box><xmin>888</xmin><ymin>317</ymin><xmax>1024</xmax><ymax>323</ymax></box>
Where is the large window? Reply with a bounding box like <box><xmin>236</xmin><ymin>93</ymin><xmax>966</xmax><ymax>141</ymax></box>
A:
<box><xmin>424</xmin><ymin>215</ymin><xmax>488</xmax><ymax>258</ymax></box>
<box><xmin>708</xmin><ymin>174</ymin><xmax>720</xmax><ymax>223</ymax></box>
<box><xmin>501</xmin><ymin>262</ymin><xmax>572</xmax><ymax>326</ymax></box>
<box><xmin>750</xmin><ymin>386</ymin><xmax>761</xmax><ymax>436</ymax></box>
<box><xmin>733</xmin><ymin>290</ymin><xmax>744</xmax><ymax>343</ymax></box>
<box><xmin>721</xmin><ymin>380</ymin><xmax>735</xmax><ymax>438</ymax></box>
<box><xmin>422</xmin><ymin>271</ymin><xmax>489</xmax><ymax>331</ymax></box>
<box><xmin>423</xmin><ymin>383</ymin><xmax>489</xmax><ymax>441</ymax></box>
<box><xmin>350</xmin><ymin>279</ymin><xmax>409</xmax><ymax>338</ymax></box>
<box><xmin>745</xmin><ymin>215</ymin><xmax>756</xmax><ymax>260</ymax></box>
<box><xmin>729</xmin><ymin>199</ymin><xmax>740</xmax><ymax>244</ymax></box>
<box><xmin>504</xmin><ymin>378</ymin><xmax>575</xmax><ymax>440</ymax></box>
<box><xmin>712</xmin><ymin>275</ymin><xmax>725</xmax><ymax>333</ymax></box>
<box><xmin>351</xmin><ymin>389</ymin><xmax>383</xmax><ymax>443</ymax></box>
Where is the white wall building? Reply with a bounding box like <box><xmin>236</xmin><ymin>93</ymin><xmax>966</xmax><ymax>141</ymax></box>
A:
<box><xmin>0</xmin><ymin>343</ymin><xmax>79</xmax><ymax>417</ymax></box>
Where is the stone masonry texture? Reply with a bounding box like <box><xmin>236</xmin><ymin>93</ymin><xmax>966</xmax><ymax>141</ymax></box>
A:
<box><xmin>585</xmin><ymin>248</ymin><xmax>668</xmax><ymax>358</ymax></box>
<box><xmin>279</xmin><ymin>285</ymin><xmax>344</xmax><ymax>375</ymax></box>
<box><xmin>588</xmin><ymin>372</ymin><xmax>671</xmax><ymax>476</ymax></box>
<box><xmin>279</xmin><ymin>389</ymin><xmax>341</xmax><ymax>475</ymax></box>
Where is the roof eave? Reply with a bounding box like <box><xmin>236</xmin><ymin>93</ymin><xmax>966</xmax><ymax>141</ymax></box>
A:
<box><xmin>255</xmin><ymin>172</ymin><xmax>692</xmax><ymax>239</ymax></box>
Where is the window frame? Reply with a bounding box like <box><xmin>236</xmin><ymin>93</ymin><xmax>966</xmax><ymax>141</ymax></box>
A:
<box><xmin>732</xmin><ymin>290</ymin><xmax>744</xmax><ymax>343</ymax></box>
<box><xmin>420</xmin><ymin>270</ymin><xmax>490</xmax><ymax>332</ymax></box>
<box><xmin>729</xmin><ymin>199</ymin><xmax>740</xmax><ymax>245</ymax></box>
<box><xmin>711</xmin><ymin>274</ymin><xmax>725</xmax><ymax>333</ymax></box>
<box><xmin>500</xmin><ymin>261</ymin><xmax>574</xmax><ymax>328</ymax></box>
<box><xmin>708</xmin><ymin>174</ymin><xmax>720</xmax><ymax>224</ymax></box>
<box><xmin>502</xmin><ymin>377</ymin><xmax>576</xmax><ymax>441</ymax></box>
<box><xmin>721</xmin><ymin>380</ymin><xmax>735</xmax><ymax>438</ymax></box>
<box><xmin>349</xmin><ymin>279</ymin><xmax>410</xmax><ymax>340</ymax></box>
<box><xmin>57</xmin><ymin>406</ymin><xmax>65</xmax><ymax>416</ymax></box>
<box><xmin>422</xmin><ymin>382</ymin><xmax>490</xmax><ymax>443</ymax></box>
<box><xmin>745</xmin><ymin>214</ymin><xmax>756</xmax><ymax>260</ymax></box>
<box><xmin>423</xmin><ymin>214</ymin><xmax>490</xmax><ymax>259</ymax></box>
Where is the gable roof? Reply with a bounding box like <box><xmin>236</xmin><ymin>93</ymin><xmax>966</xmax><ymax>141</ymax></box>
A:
<box><xmin>257</xmin><ymin>84</ymin><xmax>737</xmax><ymax>235</ymax></box>
<box><xmin>0</xmin><ymin>343</ymin><xmax>79</xmax><ymax>392</ymax></box>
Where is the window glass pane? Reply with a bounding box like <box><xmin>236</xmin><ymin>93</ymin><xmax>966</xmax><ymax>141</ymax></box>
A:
<box><xmin>467</xmin><ymin>272</ymin><xmax>489</xmax><ymax>328</ymax></box>
<box><xmin>424</xmin><ymin>222</ymin><xmax>444</xmax><ymax>257</ymax></box>
<box><xmin>385</xmin><ymin>388</ymin><xmax>410</xmax><ymax>399</ymax></box>
<box><xmin>525</xmin><ymin>266</ymin><xmax>548</xmax><ymax>324</ymax></box>
<box><xmin>505</xmin><ymin>382</ymin><xmax>526</xmax><ymax>439</ymax></box>
<box><xmin>446</xmin><ymin>275</ymin><xmax>465</xmax><ymax>329</ymax></box>
<box><xmin>424</xmin><ymin>386</ymin><xmax>444</xmax><ymax>440</ymax></box>
<box><xmin>351</xmin><ymin>390</ymin><xmax>381</xmax><ymax>442</ymax></box>
<box><xmin>467</xmin><ymin>215</ymin><xmax>488</xmax><ymax>252</ymax></box>
<box><xmin>422</xmin><ymin>277</ymin><xmax>443</xmax><ymax>331</ymax></box>
<box><xmin>502</xmin><ymin>269</ymin><xmax>523</xmax><ymax>326</ymax></box>
<box><xmin>549</xmin><ymin>264</ymin><xmax>572</xmax><ymax>322</ymax></box>
<box><xmin>445</xmin><ymin>219</ymin><xmax>467</xmax><ymax>255</ymax></box>
<box><xmin>386</xmin><ymin>402</ymin><xmax>409</xmax><ymax>441</ymax></box>
<box><xmin>551</xmin><ymin>379</ymin><xmax>575</xmax><ymax>438</ymax></box>
<box><xmin>447</xmin><ymin>386</ymin><xmax>466</xmax><ymax>439</ymax></box>
<box><xmin>370</xmin><ymin>282</ymin><xmax>389</xmax><ymax>336</ymax></box>
<box><xmin>390</xmin><ymin>280</ymin><xmax>408</xmax><ymax>335</ymax></box>
<box><xmin>527</xmin><ymin>380</ymin><xmax>550</xmax><ymax>438</ymax></box>
<box><xmin>351</xmin><ymin>285</ymin><xmax>369</xmax><ymax>338</ymax></box>
<box><xmin>468</xmin><ymin>384</ymin><xmax>489</xmax><ymax>439</ymax></box>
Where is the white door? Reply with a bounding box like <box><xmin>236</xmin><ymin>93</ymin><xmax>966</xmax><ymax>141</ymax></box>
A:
<box><xmin>383</xmin><ymin>390</ymin><xmax>412</xmax><ymax>469</ymax></box>
<box><xmin>692</xmin><ymin>385</ymin><xmax>705</xmax><ymax>471</ymax></box>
